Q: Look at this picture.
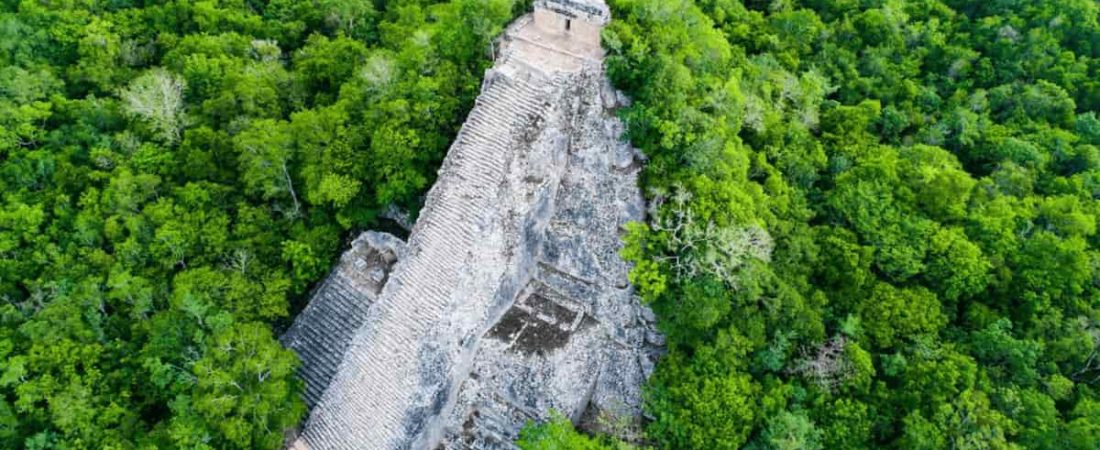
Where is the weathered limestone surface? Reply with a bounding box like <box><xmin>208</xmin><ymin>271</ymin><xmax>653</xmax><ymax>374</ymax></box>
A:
<box><xmin>285</xmin><ymin>2</ymin><xmax>660</xmax><ymax>448</ymax></box>
<box><xmin>437</xmin><ymin>67</ymin><xmax>659</xmax><ymax>447</ymax></box>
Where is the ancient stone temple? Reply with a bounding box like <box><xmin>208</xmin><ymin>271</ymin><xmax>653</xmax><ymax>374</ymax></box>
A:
<box><xmin>532</xmin><ymin>0</ymin><xmax>609</xmax><ymax>46</ymax></box>
<box><xmin>283</xmin><ymin>1</ymin><xmax>661</xmax><ymax>448</ymax></box>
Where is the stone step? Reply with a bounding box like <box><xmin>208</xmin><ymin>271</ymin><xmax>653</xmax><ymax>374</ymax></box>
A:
<box><xmin>463</xmin><ymin>127</ymin><xmax>511</xmax><ymax>151</ymax></box>
<box><xmin>465</xmin><ymin>142</ymin><xmax>509</xmax><ymax>160</ymax></box>
<box><xmin>487</xmin><ymin>98</ymin><xmax>541</xmax><ymax>119</ymax></box>
<box><xmin>496</xmin><ymin>93</ymin><xmax>545</xmax><ymax>117</ymax></box>
<box><xmin>483</xmin><ymin>100</ymin><xmax>540</xmax><ymax>123</ymax></box>
<box><xmin>461</xmin><ymin>124</ymin><xmax>511</xmax><ymax>150</ymax></box>
<box><xmin>471</xmin><ymin>112</ymin><xmax>512</xmax><ymax>131</ymax></box>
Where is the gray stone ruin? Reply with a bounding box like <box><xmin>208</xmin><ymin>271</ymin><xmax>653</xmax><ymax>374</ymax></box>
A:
<box><xmin>280</xmin><ymin>231</ymin><xmax>407</xmax><ymax>408</ymax></box>
<box><xmin>283</xmin><ymin>1</ymin><xmax>663</xmax><ymax>448</ymax></box>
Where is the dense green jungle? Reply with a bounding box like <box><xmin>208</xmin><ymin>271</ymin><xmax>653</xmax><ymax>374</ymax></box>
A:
<box><xmin>1</xmin><ymin>0</ymin><xmax>1099</xmax><ymax>449</ymax></box>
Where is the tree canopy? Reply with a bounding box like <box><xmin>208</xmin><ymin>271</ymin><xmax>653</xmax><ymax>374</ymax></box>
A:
<box><xmin>0</xmin><ymin>0</ymin><xmax>517</xmax><ymax>447</ymax></box>
<box><xmin>528</xmin><ymin>0</ymin><xmax>1100</xmax><ymax>448</ymax></box>
<box><xmin>6</xmin><ymin>0</ymin><xmax>1100</xmax><ymax>448</ymax></box>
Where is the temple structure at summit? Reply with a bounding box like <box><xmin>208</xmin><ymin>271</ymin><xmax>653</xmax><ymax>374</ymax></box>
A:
<box><xmin>282</xmin><ymin>1</ymin><xmax>662</xmax><ymax>448</ymax></box>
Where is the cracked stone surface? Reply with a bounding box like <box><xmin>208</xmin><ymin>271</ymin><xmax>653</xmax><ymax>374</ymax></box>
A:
<box><xmin>284</xmin><ymin>3</ymin><xmax>661</xmax><ymax>448</ymax></box>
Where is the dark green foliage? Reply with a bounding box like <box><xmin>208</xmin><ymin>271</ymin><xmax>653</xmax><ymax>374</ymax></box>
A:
<box><xmin>605</xmin><ymin>0</ymin><xmax>1100</xmax><ymax>448</ymax></box>
<box><xmin>0</xmin><ymin>0</ymin><xmax>514</xmax><ymax>447</ymax></box>
<box><xmin>516</xmin><ymin>412</ymin><xmax>633</xmax><ymax>450</ymax></box>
